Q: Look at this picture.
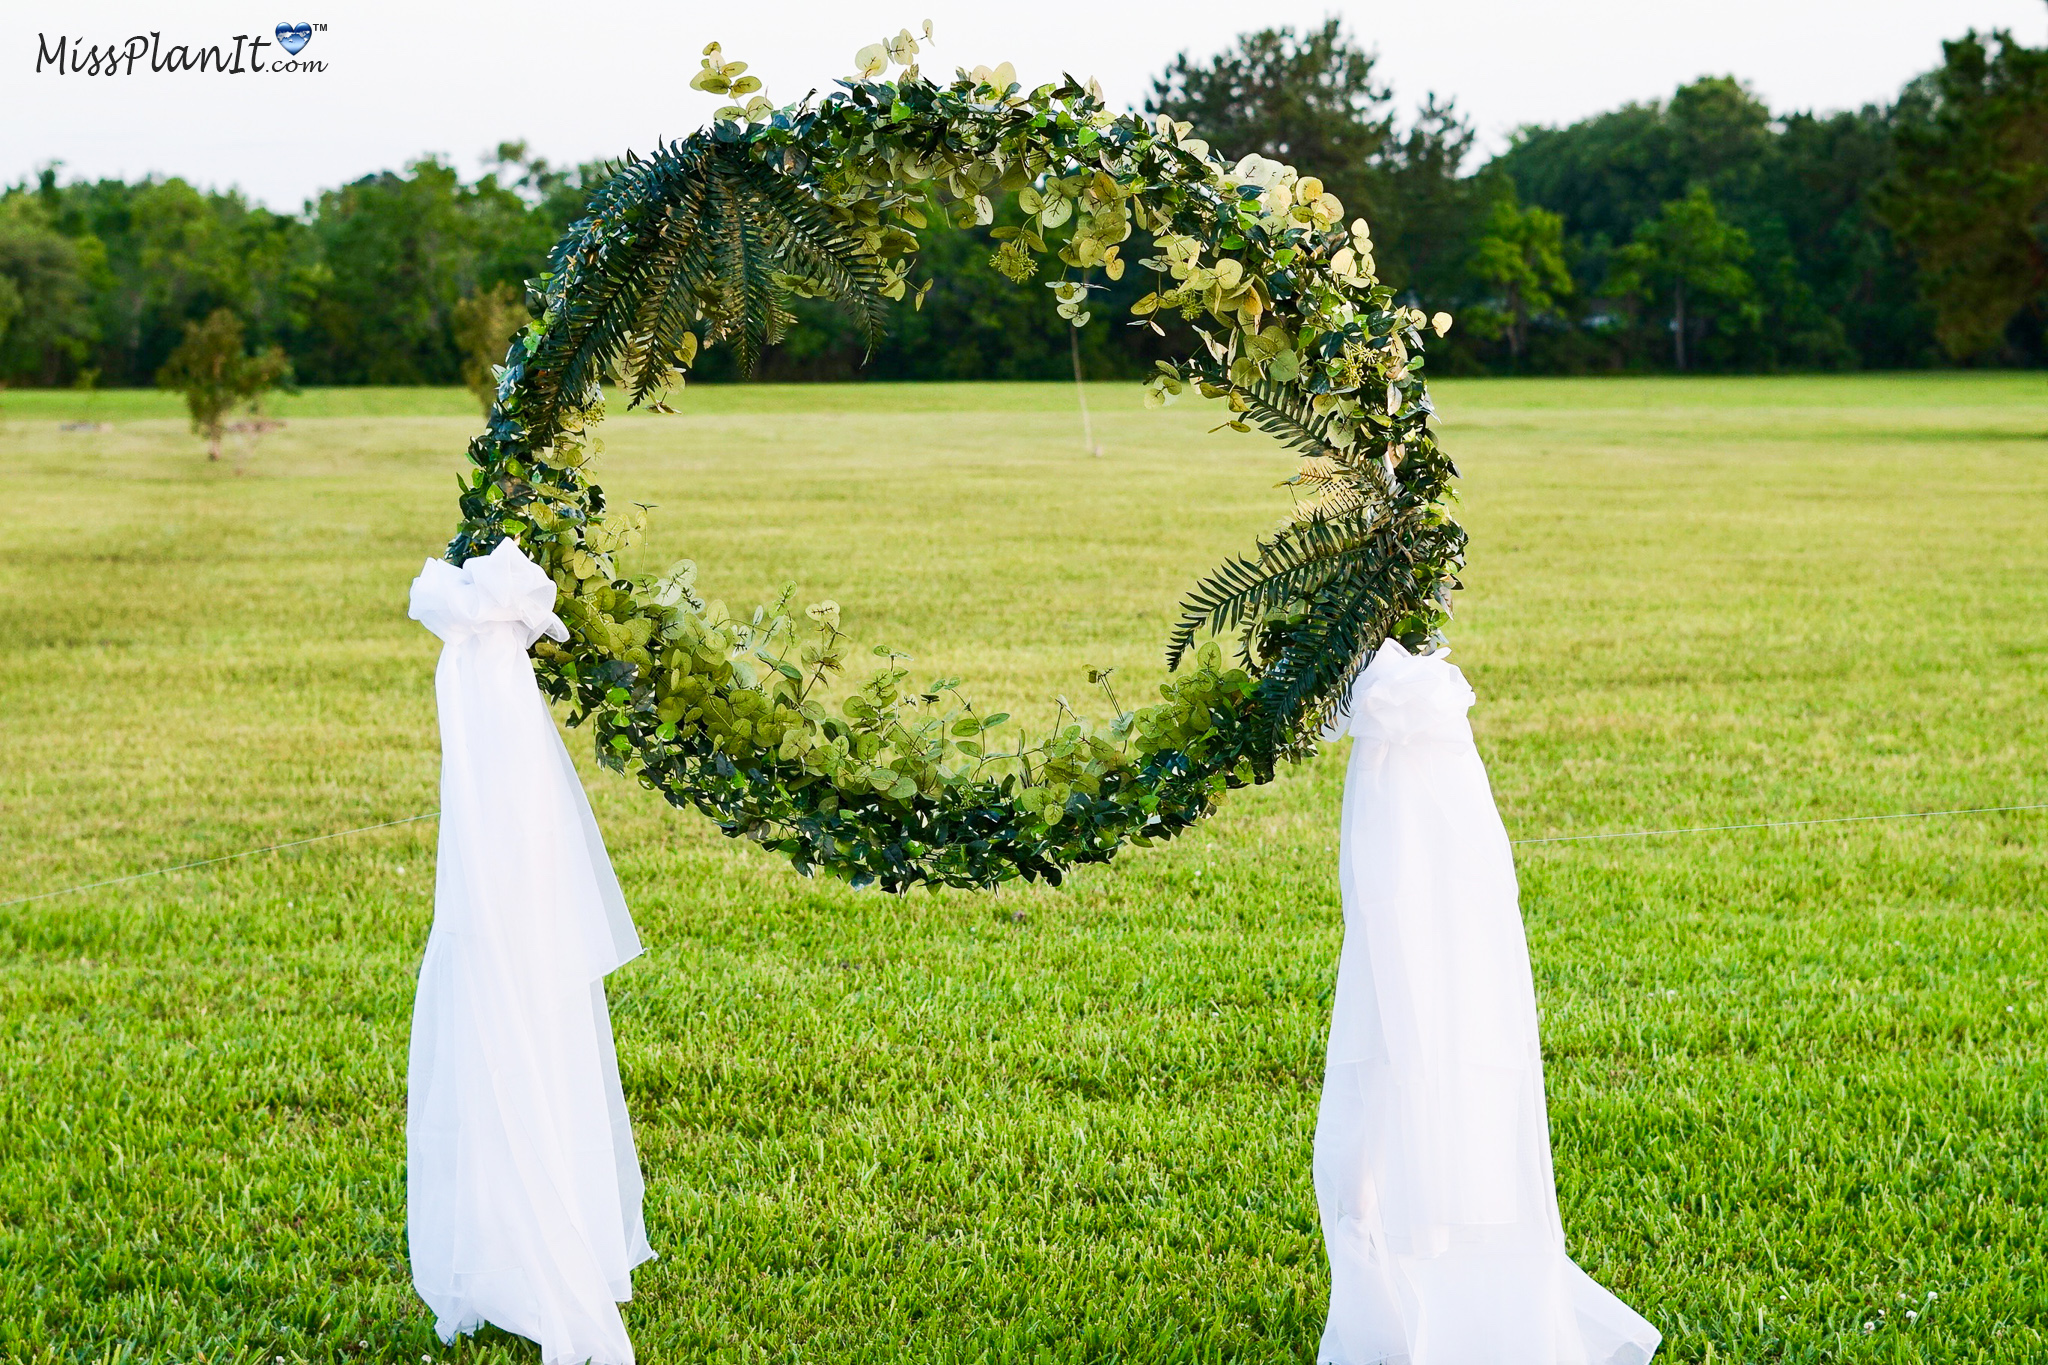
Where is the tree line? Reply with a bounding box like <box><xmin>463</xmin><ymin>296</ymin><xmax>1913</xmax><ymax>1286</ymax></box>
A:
<box><xmin>0</xmin><ymin>15</ymin><xmax>2040</xmax><ymax>391</ymax></box>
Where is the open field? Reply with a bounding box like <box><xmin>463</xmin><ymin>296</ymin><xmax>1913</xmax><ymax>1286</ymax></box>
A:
<box><xmin>1</xmin><ymin>373</ymin><xmax>2044</xmax><ymax>1363</ymax></box>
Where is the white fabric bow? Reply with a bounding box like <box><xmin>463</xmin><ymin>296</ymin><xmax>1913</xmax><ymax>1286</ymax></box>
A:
<box><xmin>410</xmin><ymin>537</ymin><xmax>571</xmax><ymax>648</ymax></box>
<box><xmin>1321</xmin><ymin>639</ymin><xmax>1477</xmax><ymax>747</ymax></box>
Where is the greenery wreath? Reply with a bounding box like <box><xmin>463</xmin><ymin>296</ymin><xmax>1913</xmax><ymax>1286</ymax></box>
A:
<box><xmin>442</xmin><ymin>30</ymin><xmax>1468</xmax><ymax>891</ymax></box>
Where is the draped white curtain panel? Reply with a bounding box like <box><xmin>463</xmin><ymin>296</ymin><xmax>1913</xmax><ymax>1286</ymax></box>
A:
<box><xmin>408</xmin><ymin>541</ymin><xmax>654</xmax><ymax>1365</ymax></box>
<box><xmin>1314</xmin><ymin>642</ymin><xmax>1660</xmax><ymax>1365</ymax></box>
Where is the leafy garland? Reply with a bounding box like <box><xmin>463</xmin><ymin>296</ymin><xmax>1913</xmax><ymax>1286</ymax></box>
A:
<box><xmin>443</xmin><ymin>31</ymin><xmax>1467</xmax><ymax>891</ymax></box>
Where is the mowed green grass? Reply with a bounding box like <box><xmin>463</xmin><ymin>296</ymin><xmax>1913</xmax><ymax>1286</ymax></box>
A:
<box><xmin>0</xmin><ymin>373</ymin><xmax>2044</xmax><ymax>1364</ymax></box>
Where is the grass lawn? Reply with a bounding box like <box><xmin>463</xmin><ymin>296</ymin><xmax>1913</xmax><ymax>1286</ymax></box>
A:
<box><xmin>0</xmin><ymin>373</ymin><xmax>2044</xmax><ymax>1363</ymax></box>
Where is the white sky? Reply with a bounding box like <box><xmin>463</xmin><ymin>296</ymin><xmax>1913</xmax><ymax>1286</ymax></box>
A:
<box><xmin>5</xmin><ymin>0</ymin><xmax>2043</xmax><ymax>211</ymax></box>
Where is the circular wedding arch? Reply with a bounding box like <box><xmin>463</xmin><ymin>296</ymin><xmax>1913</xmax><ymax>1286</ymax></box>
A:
<box><xmin>441</xmin><ymin>38</ymin><xmax>1467</xmax><ymax>892</ymax></box>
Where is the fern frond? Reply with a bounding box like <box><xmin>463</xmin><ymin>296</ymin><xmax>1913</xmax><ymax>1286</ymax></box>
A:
<box><xmin>622</xmin><ymin>161</ymin><xmax>718</xmax><ymax>407</ymax></box>
<box><xmin>1290</xmin><ymin>480</ymin><xmax>1367</xmax><ymax>525</ymax></box>
<box><xmin>1251</xmin><ymin>509</ymin><xmax>1470</xmax><ymax>744</ymax></box>
<box><xmin>526</xmin><ymin>135</ymin><xmax>902</xmax><ymax>406</ymax></box>
<box><xmin>728</xmin><ymin>154</ymin><xmax>891</xmax><ymax>354</ymax></box>
<box><xmin>535</xmin><ymin>141</ymin><xmax>712</xmax><ymax>421</ymax></box>
<box><xmin>1252</xmin><ymin>545</ymin><xmax>1416</xmax><ymax>740</ymax></box>
<box><xmin>717</xmin><ymin>158</ymin><xmax>785</xmax><ymax>373</ymax></box>
<box><xmin>1166</xmin><ymin>507</ymin><xmax>1385</xmax><ymax>670</ymax></box>
<box><xmin>705</xmin><ymin>159</ymin><xmax>758</xmax><ymax>371</ymax></box>
<box><xmin>1166</xmin><ymin>551</ymin><xmax>1281</xmax><ymax>672</ymax></box>
<box><xmin>1280</xmin><ymin>455</ymin><xmax>1347</xmax><ymax>489</ymax></box>
<box><xmin>1236</xmin><ymin>377</ymin><xmax>1347</xmax><ymax>461</ymax></box>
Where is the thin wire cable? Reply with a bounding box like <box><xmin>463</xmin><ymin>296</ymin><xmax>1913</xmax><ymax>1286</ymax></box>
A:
<box><xmin>1510</xmin><ymin>802</ymin><xmax>2048</xmax><ymax>846</ymax></box>
<box><xmin>0</xmin><ymin>812</ymin><xmax>439</xmax><ymax>909</ymax></box>
<box><xmin>4</xmin><ymin>801</ymin><xmax>2043</xmax><ymax>909</ymax></box>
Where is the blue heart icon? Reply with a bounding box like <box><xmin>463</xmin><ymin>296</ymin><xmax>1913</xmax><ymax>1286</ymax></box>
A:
<box><xmin>276</xmin><ymin>22</ymin><xmax>312</xmax><ymax>55</ymax></box>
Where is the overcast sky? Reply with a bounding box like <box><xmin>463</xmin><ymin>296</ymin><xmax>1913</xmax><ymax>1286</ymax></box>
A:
<box><xmin>5</xmin><ymin>0</ymin><xmax>2042</xmax><ymax>211</ymax></box>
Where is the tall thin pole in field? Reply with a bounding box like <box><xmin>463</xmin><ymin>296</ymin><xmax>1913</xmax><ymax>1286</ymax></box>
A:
<box><xmin>1070</xmin><ymin>325</ymin><xmax>1100</xmax><ymax>458</ymax></box>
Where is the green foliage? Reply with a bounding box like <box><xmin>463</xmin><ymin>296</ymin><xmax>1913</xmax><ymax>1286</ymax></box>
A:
<box><xmin>452</xmin><ymin>282</ymin><xmax>530</xmax><ymax>417</ymax></box>
<box><xmin>442</xmin><ymin>47</ymin><xmax>1465</xmax><ymax>890</ymax></box>
<box><xmin>2</xmin><ymin>18</ymin><xmax>2032</xmax><ymax>381</ymax></box>
<box><xmin>0</xmin><ymin>271</ymin><xmax>20</xmax><ymax>360</ymax></box>
<box><xmin>1493</xmin><ymin>76</ymin><xmax>1939</xmax><ymax>372</ymax></box>
<box><xmin>1147</xmin><ymin>19</ymin><xmax>1393</xmax><ymax>242</ymax></box>
<box><xmin>1763</xmin><ymin>107</ymin><xmax>1920</xmax><ymax>367</ymax></box>
<box><xmin>1882</xmin><ymin>22</ymin><xmax>2048</xmax><ymax>361</ymax></box>
<box><xmin>1502</xmin><ymin>78</ymin><xmax>1772</xmax><ymax>249</ymax></box>
<box><xmin>1604</xmin><ymin>187</ymin><xmax>1761</xmax><ymax>371</ymax></box>
<box><xmin>304</xmin><ymin>157</ymin><xmax>564</xmax><ymax>386</ymax></box>
<box><xmin>154</xmin><ymin>307</ymin><xmax>293</xmax><ymax>459</ymax></box>
<box><xmin>0</xmin><ymin>201</ymin><xmax>97</xmax><ymax>385</ymax></box>
<box><xmin>1465</xmin><ymin>185</ymin><xmax>1574</xmax><ymax>362</ymax></box>
<box><xmin>685</xmin><ymin>187</ymin><xmax>1167</xmax><ymax>383</ymax></box>
<box><xmin>15</xmin><ymin>168</ymin><xmax>319</xmax><ymax>390</ymax></box>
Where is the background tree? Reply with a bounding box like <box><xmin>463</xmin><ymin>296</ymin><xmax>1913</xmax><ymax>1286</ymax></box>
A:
<box><xmin>1605</xmin><ymin>188</ymin><xmax>1758</xmax><ymax>371</ymax></box>
<box><xmin>302</xmin><ymin>159</ymin><xmax>476</xmax><ymax>385</ymax></box>
<box><xmin>1758</xmin><ymin>106</ymin><xmax>1921</xmax><ymax>368</ymax></box>
<box><xmin>1373</xmin><ymin>95</ymin><xmax>1488</xmax><ymax>311</ymax></box>
<box><xmin>302</xmin><ymin>156</ymin><xmax>569</xmax><ymax>384</ymax></box>
<box><xmin>155</xmin><ymin>308</ymin><xmax>292</xmax><ymax>459</ymax></box>
<box><xmin>0</xmin><ymin>14</ymin><xmax>2033</xmax><ymax>383</ymax></box>
<box><xmin>452</xmin><ymin>282</ymin><xmax>528</xmax><ymax>415</ymax></box>
<box><xmin>1498</xmin><ymin>78</ymin><xmax>1769</xmax><ymax>250</ymax></box>
<box><xmin>1494</xmin><ymin>75</ymin><xmax>1913</xmax><ymax>371</ymax></box>
<box><xmin>1467</xmin><ymin>186</ymin><xmax>1573</xmax><ymax>362</ymax></box>
<box><xmin>1882</xmin><ymin>23</ymin><xmax>2048</xmax><ymax>361</ymax></box>
<box><xmin>0</xmin><ymin>203</ymin><xmax>97</xmax><ymax>385</ymax></box>
<box><xmin>0</xmin><ymin>273</ymin><xmax>21</xmax><ymax>368</ymax></box>
<box><xmin>28</xmin><ymin>168</ymin><xmax>319</xmax><ymax>388</ymax></box>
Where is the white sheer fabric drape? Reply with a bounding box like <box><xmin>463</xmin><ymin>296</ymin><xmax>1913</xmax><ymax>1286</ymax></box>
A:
<box><xmin>407</xmin><ymin>540</ymin><xmax>654</xmax><ymax>1365</ymax></box>
<box><xmin>1314</xmin><ymin>641</ymin><xmax>1658</xmax><ymax>1365</ymax></box>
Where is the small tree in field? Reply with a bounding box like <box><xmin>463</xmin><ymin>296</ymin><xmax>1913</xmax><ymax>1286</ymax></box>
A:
<box><xmin>452</xmin><ymin>283</ymin><xmax>528</xmax><ymax>416</ymax></box>
<box><xmin>156</xmin><ymin>309</ymin><xmax>292</xmax><ymax>459</ymax></box>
